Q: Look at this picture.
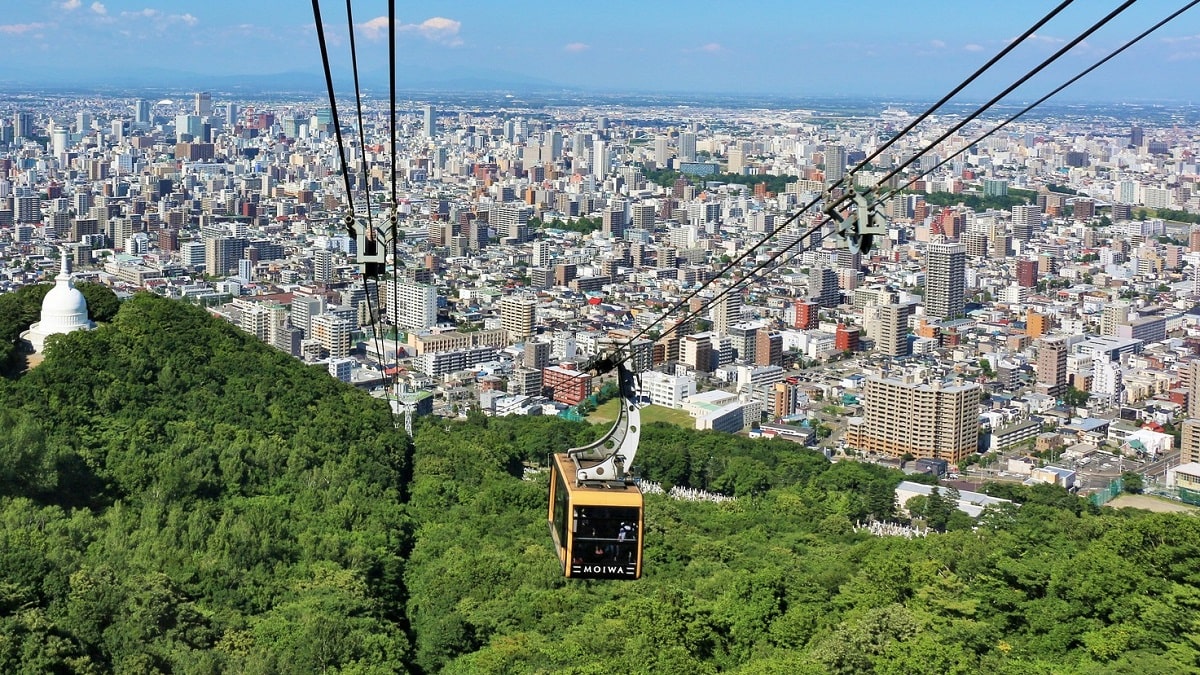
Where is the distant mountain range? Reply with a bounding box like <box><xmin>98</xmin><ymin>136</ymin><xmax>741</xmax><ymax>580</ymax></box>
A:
<box><xmin>0</xmin><ymin>65</ymin><xmax>567</xmax><ymax>95</ymax></box>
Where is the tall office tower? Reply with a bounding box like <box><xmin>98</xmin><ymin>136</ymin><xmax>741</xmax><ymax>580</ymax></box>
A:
<box><xmin>925</xmin><ymin>241</ymin><xmax>966</xmax><ymax>320</ymax></box>
<box><xmin>712</xmin><ymin>291</ymin><xmax>743</xmax><ymax>335</ymax></box>
<box><xmin>1015</xmin><ymin>259</ymin><xmax>1037</xmax><ymax>288</ymax></box>
<box><xmin>386</xmin><ymin>279</ymin><xmax>438</xmax><ymax>331</ymax></box>
<box><xmin>194</xmin><ymin>92</ymin><xmax>212</xmax><ymax>117</ymax></box>
<box><xmin>679</xmin><ymin>131</ymin><xmax>697</xmax><ymax>162</ymax></box>
<box><xmin>654</xmin><ymin>136</ymin><xmax>670</xmax><ymax>166</ymax></box>
<box><xmin>877</xmin><ymin>303</ymin><xmax>911</xmax><ymax>358</ymax></box>
<box><xmin>657</xmin><ymin>246</ymin><xmax>676</xmax><ymax>270</ymax></box>
<box><xmin>422</xmin><ymin>105</ymin><xmax>435</xmax><ymax>139</ymax></box>
<box><xmin>1100</xmin><ymin>302</ymin><xmax>1130</xmax><ymax>337</ymax></box>
<box><xmin>51</xmin><ymin>126</ymin><xmax>68</xmax><ymax>156</ymax></box>
<box><xmin>76</xmin><ymin>111</ymin><xmax>92</xmax><ymax>134</ymax></box>
<box><xmin>135</xmin><ymin>99</ymin><xmax>151</xmax><ymax>126</ymax></box>
<box><xmin>824</xmin><ymin>144</ymin><xmax>846</xmax><ymax>184</ymax></box>
<box><xmin>500</xmin><ymin>295</ymin><xmax>537</xmax><ymax>343</ymax></box>
<box><xmin>313</xmin><ymin>248</ymin><xmax>334</xmax><ymax>283</ymax></box>
<box><xmin>1130</xmin><ymin>125</ymin><xmax>1144</xmax><ymax>148</ymax></box>
<box><xmin>1035</xmin><ymin>337</ymin><xmax>1068</xmax><ymax>398</ymax></box>
<box><xmin>1188</xmin><ymin>360</ymin><xmax>1200</xmax><ymax>419</ymax></box>
<box><xmin>224</xmin><ymin>102</ymin><xmax>238</xmax><ymax>124</ymax></box>
<box><xmin>855</xmin><ymin>376</ymin><xmax>981</xmax><ymax>462</ymax></box>
<box><xmin>592</xmin><ymin>139</ymin><xmax>610</xmax><ymax>177</ymax></box>
<box><xmin>14</xmin><ymin>112</ymin><xmax>34</xmax><ymax>139</ymax></box>
<box><xmin>810</xmin><ymin>266</ymin><xmax>840</xmax><ymax>308</ymax></box>
<box><xmin>175</xmin><ymin>114</ymin><xmax>203</xmax><ymax>142</ymax></box>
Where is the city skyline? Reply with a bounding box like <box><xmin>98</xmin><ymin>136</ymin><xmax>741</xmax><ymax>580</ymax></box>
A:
<box><xmin>1</xmin><ymin>1</ymin><xmax>1199</xmax><ymax>100</ymax></box>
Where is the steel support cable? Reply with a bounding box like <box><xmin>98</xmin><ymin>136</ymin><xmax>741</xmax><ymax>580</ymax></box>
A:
<box><xmin>848</xmin><ymin>0</ymin><xmax>1076</xmax><ymax>182</ymax></box>
<box><xmin>345</xmin><ymin>0</ymin><xmax>375</xmax><ymax>230</ymax></box>
<box><xmin>760</xmin><ymin>0</ymin><xmax>1187</xmax><ymax>325</ymax></box>
<box><xmin>388</xmin><ymin>0</ymin><xmax>403</xmax><ymax>402</ymax></box>
<box><xmin>872</xmin><ymin>0</ymin><xmax>1200</xmax><ymax>209</ymax></box>
<box><xmin>340</xmin><ymin>0</ymin><xmax>391</xmax><ymax>390</ymax></box>
<box><xmin>593</xmin><ymin>0</ymin><xmax>1138</xmax><ymax>377</ymax></box>
<box><xmin>309</xmin><ymin>0</ymin><xmax>356</xmax><ymax>228</ymax></box>
<box><xmin>867</xmin><ymin>0</ymin><xmax>1137</xmax><ymax>198</ymax></box>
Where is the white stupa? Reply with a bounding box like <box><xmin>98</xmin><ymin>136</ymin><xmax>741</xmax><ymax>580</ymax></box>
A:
<box><xmin>22</xmin><ymin>251</ymin><xmax>95</xmax><ymax>353</ymax></box>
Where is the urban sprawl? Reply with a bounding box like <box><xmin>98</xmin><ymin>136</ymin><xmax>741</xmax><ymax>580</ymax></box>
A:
<box><xmin>4</xmin><ymin>91</ymin><xmax>1200</xmax><ymax>506</ymax></box>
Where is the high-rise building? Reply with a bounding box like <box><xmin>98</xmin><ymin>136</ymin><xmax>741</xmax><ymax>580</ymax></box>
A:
<box><xmin>1187</xmin><ymin>361</ymin><xmax>1200</xmax><ymax>419</ymax></box>
<box><xmin>1100</xmin><ymin>303</ymin><xmax>1131</xmax><ymax>337</ymax></box>
<box><xmin>14</xmin><ymin>112</ymin><xmax>34</xmax><ymax>139</ymax></box>
<box><xmin>1035</xmin><ymin>337</ymin><xmax>1068</xmax><ymax>398</ymax></box>
<box><xmin>877</xmin><ymin>303</ymin><xmax>911</xmax><ymax>358</ymax></box>
<box><xmin>1182</xmin><ymin>419</ymin><xmax>1200</xmax><ymax>465</ymax></box>
<box><xmin>809</xmin><ymin>266</ymin><xmax>840</xmax><ymax>308</ymax></box>
<box><xmin>925</xmin><ymin>241</ymin><xmax>966</xmax><ymax>320</ymax></box>
<box><xmin>194</xmin><ymin>92</ymin><xmax>212</xmax><ymax>117</ymax></box>
<box><xmin>728</xmin><ymin>323</ymin><xmax>759</xmax><ymax>362</ymax></box>
<box><xmin>500</xmin><ymin>295</ymin><xmax>537</xmax><ymax>343</ymax></box>
<box><xmin>1015</xmin><ymin>259</ymin><xmax>1037</xmax><ymax>288</ymax></box>
<box><xmin>205</xmin><ymin>237</ymin><xmax>246</xmax><ymax>277</ymax></box>
<box><xmin>135</xmin><ymin>100</ymin><xmax>151</xmax><ymax>126</ymax></box>
<box><xmin>794</xmin><ymin>300</ymin><xmax>819</xmax><ymax>330</ymax></box>
<box><xmin>524</xmin><ymin>340</ymin><xmax>551</xmax><ymax>370</ymax></box>
<box><xmin>682</xmin><ymin>334</ymin><xmax>713</xmax><ymax>373</ymax></box>
<box><xmin>313</xmin><ymin>249</ymin><xmax>334</xmax><ymax>283</ymax></box>
<box><xmin>852</xmin><ymin>376</ymin><xmax>981</xmax><ymax>462</ymax></box>
<box><xmin>311</xmin><ymin>313</ymin><xmax>351</xmax><ymax>359</ymax></box>
<box><xmin>824</xmin><ymin>144</ymin><xmax>846</xmax><ymax>184</ymax></box>
<box><xmin>386</xmin><ymin>279</ymin><xmax>438</xmax><ymax>331</ymax></box>
<box><xmin>755</xmin><ymin>330</ymin><xmax>782</xmax><ymax>367</ymax></box>
<box><xmin>712</xmin><ymin>291</ymin><xmax>743</xmax><ymax>335</ymax></box>
<box><xmin>423</xmin><ymin>105</ymin><xmax>435</xmax><ymax>139</ymax></box>
<box><xmin>654</xmin><ymin>136</ymin><xmax>670</xmax><ymax>166</ymax></box>
<box><xmin>679</xmin><ymin>132</ymin><xmax>697</xmax><ymax>162</ymax></box>
<box><xmin>291</xmin><ymin>294</ymin><xmax>325</xmax><ymax>338</ymax></box>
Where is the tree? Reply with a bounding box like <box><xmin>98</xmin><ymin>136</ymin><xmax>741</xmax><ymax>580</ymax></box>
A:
<box><xmin>1063</xmin><ymin>386</ymin><xmax>1089</xmax><ymax>408</ymax></box>
<box><xmin>1121</xmin><ymin>472</ymin><xmax>1144</xmax><ymax>494</ymax></box>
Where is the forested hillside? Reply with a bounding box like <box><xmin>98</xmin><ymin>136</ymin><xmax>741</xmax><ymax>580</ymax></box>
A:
<box><xmin>1</xmin><ymin>293</ymin><xmax>1199</xmax><ymax>673</ymax></box>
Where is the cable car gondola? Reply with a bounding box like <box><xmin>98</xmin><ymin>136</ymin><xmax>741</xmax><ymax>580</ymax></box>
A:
<box><xmin>548</xmin><ymin>358</ymin><xmax>644</xmax><ymax>579</ymax></box>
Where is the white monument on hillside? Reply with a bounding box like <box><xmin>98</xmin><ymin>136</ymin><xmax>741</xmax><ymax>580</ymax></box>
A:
<box><xmin>22</xmin><ymin>251</ymin><xmax>95</xmax><ymax>353</ymax></box>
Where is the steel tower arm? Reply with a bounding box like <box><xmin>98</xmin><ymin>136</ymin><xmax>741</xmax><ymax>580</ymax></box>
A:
<box><xmin>567</xmin><ymin>359</ymin><xmax>642</xmax><ymax>484</ymax></box>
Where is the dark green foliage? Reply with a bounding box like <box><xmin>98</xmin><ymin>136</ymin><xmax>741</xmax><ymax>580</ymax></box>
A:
<box><xmin>2</xmin><ymin>292</ymin><xmax>1198</xmax><ymax>672</ymax></box>
<box><xmin>0</xmin><ymin>294</ymin><xmax>412</xmax><ymax>672</ymax></box>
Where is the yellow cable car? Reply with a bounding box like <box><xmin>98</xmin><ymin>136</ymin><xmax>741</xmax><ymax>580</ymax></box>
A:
<box><xmin>548</xmin><ymin>359</ymin><xmax>644</xmax><ymax>579</ymax></box>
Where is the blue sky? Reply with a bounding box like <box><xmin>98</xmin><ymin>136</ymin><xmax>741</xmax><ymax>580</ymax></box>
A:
<box><xmin>2</xmin><ymin>0</ymin><xmax>1199</xmax><ymax>99</ymax></box>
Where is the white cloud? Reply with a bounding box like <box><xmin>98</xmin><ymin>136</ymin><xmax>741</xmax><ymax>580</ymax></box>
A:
<box><xmin>564</xmin><ymin>42</ymin><xmax>589</xmax><ymax>53</ymax></box>
<box><xmin>118</xmin><ymin>8</ymin><xmax>196</xmax><ymax>27</ymax></box>
<box><xmin>60</xmin><ymin>0</ymin><xmax>81</xmax><ymax>10</ymax></box>
<box><xmin>359</xmin><ymin>16</ymin><xmax>463</xmax><ymax>46</ymax></box>
<box><xmin>700</xmin><ymin>42</ymin><xmax>723</xmax><ymax>53</ymax></box>
<box><xmin>964</xmin><ymin>43</ymin><xmax>984</xmax><ymax>52</ymax></box>
<box><xmin>90</xmin><ymin>2</ymin><xmax>106</xmax><ymax>15</ymax></box>
<box><xmin>930</xmin><ymin>39</ymin><xmax>946</xmax><ymax>49</ymax></box>
<box><xmin>0</xmin><ymin>22</ymin><xmax>49</xmax><ymax>34</ymax></box>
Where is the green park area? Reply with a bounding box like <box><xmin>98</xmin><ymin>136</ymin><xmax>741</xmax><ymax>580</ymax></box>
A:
<box><xmin>588</xmin><ymin>398</ymin><xmax>695</xmax><ymax>428</ymax></box>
